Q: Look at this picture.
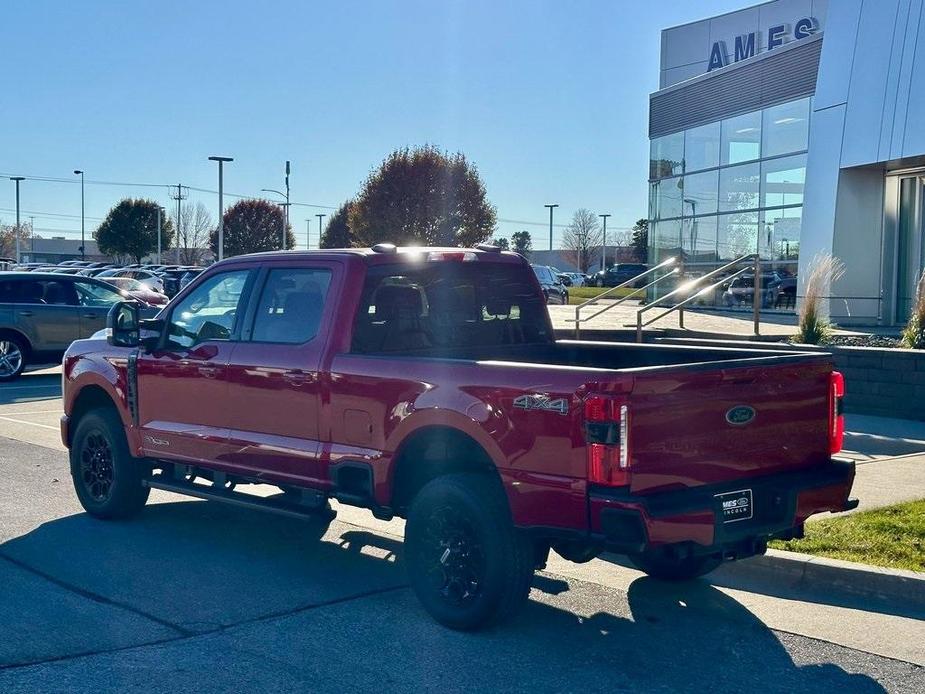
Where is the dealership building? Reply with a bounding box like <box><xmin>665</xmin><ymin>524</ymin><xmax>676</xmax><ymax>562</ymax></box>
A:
<box><xmin>649</xmin><ymin>0</ymin><xmax>925</xmax><ymax>325</ymax></box>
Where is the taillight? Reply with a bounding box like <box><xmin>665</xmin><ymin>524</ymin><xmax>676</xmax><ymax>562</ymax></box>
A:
<box><xmin>829</xmin><ymin>371</ymin><xmax>845</xmax><ymax>454</ymax></box>
<box><xmin>585</xmin><ymin>395</ymin><xmax>630</xmax><ymax>486</ymax></box>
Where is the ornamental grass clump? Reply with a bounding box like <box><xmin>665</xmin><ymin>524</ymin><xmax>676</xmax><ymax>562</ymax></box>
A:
<box><xmin>901</xmin><ymin>269</ymin><xmax>925</xmax><ymax>348</ymax></box>
<box><xmin>794</xmin><ymin>253</ymin><xmax>845</xmax><ymax>345</ymax></box>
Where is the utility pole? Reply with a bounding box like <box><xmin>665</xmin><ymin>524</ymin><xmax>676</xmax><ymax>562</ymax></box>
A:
<box><xmin>544</xmin><ymin>204</ymin><xmax>559</xmax><ymax>252</ymax></box>
<box><xmin>599</xmin><ymin>213</ymin><xmax>611</xmax><ymax>270</ymax></box>
<box><xmin>285</xmin><ymin>160</ymin><xmax>291</xmax><ymax>243</ymax></box>
<box><xmin>73</xmin><ymin>170</ymin><xmax>85</xmax><ymax>259</ymax></box>
<box><xmin>170</xmin><ymin>184</ymin><xmax>188</xmax><ymax>265</ymax></box>
<box><xmin>10</xmin><ymin>177</ymin><xmax>24</xmax><ymax>263</ymax></box>
<box><xmin>305</xmin><ymin>219</ymin><xmax>312</xmax><ymax>249</ymax></box>
<box><xmin>208</xmin><ymin>156</ymin><xmax>233</xmax><ymax>261</ymax></box>
<box><xmin>155</xmin><ymin>206</ymin><xmax>164</xmax><ymax>264</ymax></box>
<box><xmin>316</xmin><ymin>214</ymin><xmax>326</xmax><ymax>245</ymax></box>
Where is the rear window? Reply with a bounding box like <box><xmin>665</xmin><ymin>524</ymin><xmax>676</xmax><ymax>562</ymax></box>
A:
<box><xmin>351</xmin><ymin>261</ymin><xmax>550</xmax><ymax>353</ymax></box>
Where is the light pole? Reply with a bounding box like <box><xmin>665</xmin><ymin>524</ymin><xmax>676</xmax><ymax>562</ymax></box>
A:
<box><xmin>155</xmin><ymin>205</ymin><xmax>164</xmax><ymax>264</ymax></box>
<box><xmin>599</xmin><ymin>213</ymin><xmax>611</xmax><ymax>270</ymax></box>
<box><xmin>261</xmin><ymin>188</ymin><xmax>290</xmax><ymax>249</ymax></box>
<box><xmin>28</xmin><ymin>216</ymin><xmax>35</xmax><ymax>257</ymax></box>
<box><xmin>305</xmin><ymin>219</ymin><xmax>311</xmax><ymax>249</ymax></box>
<box><xmin>544</xmin><ymin>204</ymin><xmax>558</xmax><ymax>251</ymax></box>
<box><xmin>208</xmin><ymin>156</ymin><xmax>233</xmax><ymax>261</ymax></box>
<box><xmin>316</xmin><ymin>214</ymin><xmax>326</xmax><ymax>245</ymax></box>
<box><xmin>10</xmin><ymin>177</ymin><xmax>24</xmax><ymax>263</ymax></box>
<box><xmin>73</xmin><ymin>170</ymin><xmax>85</xmax><ymax>259</ymax></box>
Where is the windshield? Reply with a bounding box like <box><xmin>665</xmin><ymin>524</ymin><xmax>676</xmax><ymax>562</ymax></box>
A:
<box><xmin>73</xmin><ymin>280</ymin><xmax>125</xmax><ymax>307</ymax></box>
<box><xmin>103</xmin><ymin>277</ymin><xmax>145</xmax><ymax>291</ymax></box>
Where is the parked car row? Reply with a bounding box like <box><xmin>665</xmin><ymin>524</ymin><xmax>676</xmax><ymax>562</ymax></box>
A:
<box><xmin>0</xmin><ymin>258</ymin><xmax>206</xmax><ymax>382</ymax></box>
<box><xmin>10</xmin><ymin>260</ymin><xmax>204</xmax><ymax>299</ymax></box>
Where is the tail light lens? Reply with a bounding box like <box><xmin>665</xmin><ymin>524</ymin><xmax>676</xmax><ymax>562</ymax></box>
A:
<box><xmin>585</xmin><ymin>395</ymin><xmax>630</xmax><ymax>486</ymax></box>
<box><xmin>829</xmin><ymin>371</ymin><xmax>845</xmax><ymax>454</ymax></box>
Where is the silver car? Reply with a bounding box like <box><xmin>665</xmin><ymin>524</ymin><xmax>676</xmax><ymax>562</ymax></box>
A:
<box><xmin>0</xmin><ymin>272</ymin><xmax>147</xmax><ymax>381</ymax></box>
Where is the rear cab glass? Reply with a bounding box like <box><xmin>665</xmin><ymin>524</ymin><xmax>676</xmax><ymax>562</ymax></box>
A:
<box><xmin>351</xmin><ymin>260</ymin><xmax>550</xmax><ymax>353</ymax></box>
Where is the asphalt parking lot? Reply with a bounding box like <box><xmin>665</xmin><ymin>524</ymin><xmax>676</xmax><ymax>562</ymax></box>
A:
<box><xmin>1</xmin><ymin>367</ymin><xmax>924</xmax><ymax>692</ymax></box>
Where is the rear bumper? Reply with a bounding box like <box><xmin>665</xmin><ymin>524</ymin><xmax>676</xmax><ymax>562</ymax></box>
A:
<box><xmin>588</xmin><ymin>459</ymin><xmax>856</xmax><ymax>557</ymax></box>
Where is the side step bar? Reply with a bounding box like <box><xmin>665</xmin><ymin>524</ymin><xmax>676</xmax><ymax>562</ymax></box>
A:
<box><xmin>145</xmin><ymin>475</ymin><xmax>336</xmax><ymax>523</ymax></box>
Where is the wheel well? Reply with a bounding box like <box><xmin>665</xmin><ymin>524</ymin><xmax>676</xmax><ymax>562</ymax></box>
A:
<box><xmin>69</xmin><ymin>385</ymin><xmax>119</xmax><ymax>445</ymax></box>
<box><xmin>390</xmin><ymin>427</ymin><xmax>499</xmax><ymax>514</ymax></box>
<box><xmin>0</xmin><ymin>328</ymin><xmax>31</xmax><ymax>356</ymax></box>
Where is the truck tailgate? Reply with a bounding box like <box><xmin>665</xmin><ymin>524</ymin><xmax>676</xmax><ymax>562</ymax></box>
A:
<box><xmin>625</xmin><ymin>358</ymin><xmax>832</xmax><ymax>495</ymax></box>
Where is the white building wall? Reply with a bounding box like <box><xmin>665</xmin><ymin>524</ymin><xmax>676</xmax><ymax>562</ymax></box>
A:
<box><xmin>800</xmin><ymin>0</ymin><xmax>925</xmax><ymax>323</ymax></box>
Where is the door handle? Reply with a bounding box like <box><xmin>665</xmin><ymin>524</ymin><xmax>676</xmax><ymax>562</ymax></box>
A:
<box><xmin>83</xmin><ymin>313</ymin><xmax>98</xmax><ymax>319</ymax></box>
<box><xmin>197</xmin><ymin>366</ymin><xmax>219</xmax><ymax>379</ymax></box>
<box><xmin>283</xmin><ymin>369</ymin><xmax>311</xmax><ymax>386</ymax></box>
<box><xmin>18</xmin><ymin>311</ymin><xmax>33</xmax><ymax>317</ymax></box>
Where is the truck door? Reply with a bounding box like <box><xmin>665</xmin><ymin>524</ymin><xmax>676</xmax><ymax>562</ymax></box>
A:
<box><xmin>135</xmin><ymin>268</ymin><xmax>255</xmax><ymax>464</ymax></box>
<box><xmin>222</xmin><ymin>263</ymin><xmax>338</xmax><ymax>488</ymax></box>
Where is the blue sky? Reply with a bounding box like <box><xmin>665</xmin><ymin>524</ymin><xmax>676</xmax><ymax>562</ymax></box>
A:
<box><xmin>0</xmin><ymin>0</ymin><xmax>746</xmax><ymax>250</ymax></box>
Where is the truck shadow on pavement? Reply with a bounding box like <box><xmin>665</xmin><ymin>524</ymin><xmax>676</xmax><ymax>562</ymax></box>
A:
<box><xmin>0</xmin><ymin>500</ymin><xmax>887</xmax><ymax>691</ymax></box>
<box><xmin>0</xmin><ymin>371</ymin><xmax>62</xmax><ymax>406</ymax></box>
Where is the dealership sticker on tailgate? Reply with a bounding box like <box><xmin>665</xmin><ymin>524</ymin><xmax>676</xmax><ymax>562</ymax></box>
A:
<box><xmin>716</xmin><ymin>489</ymin><xmax>753</xmax><ymax>522</ymax></box>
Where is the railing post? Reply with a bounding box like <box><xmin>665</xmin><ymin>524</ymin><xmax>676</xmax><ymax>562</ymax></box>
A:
<box><xmin>575</xmin><ymin>304</ymin><xmax>581</xmax><ymax>340</ymax></box>
<box><xmin>636</xmin><ymin>311</ymin><xmax>643</xmax><ymax>343</ymax></box>
<box><xmin>753</xmin><ymin>254</ymin><xmax>761</xmax><ymax>337</ymax></box>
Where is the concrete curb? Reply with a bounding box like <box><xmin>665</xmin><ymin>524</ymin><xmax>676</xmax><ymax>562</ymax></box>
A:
<box><xmin>713</xmin><ymin>549</ymin><xmax>925</xmax><ymax>613</ymax></box>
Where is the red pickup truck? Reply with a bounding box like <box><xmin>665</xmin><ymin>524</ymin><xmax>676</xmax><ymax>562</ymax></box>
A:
<box><xmin>61</xmin><ymin>245</ymin><xmax>856</xmax><ymax>630</ymax></box>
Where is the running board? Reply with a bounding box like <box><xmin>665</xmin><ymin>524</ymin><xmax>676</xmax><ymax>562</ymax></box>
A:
<box><xmin>145</xmin><ymin>476</ymin><xmax>336</xmax><ymax>523</ymax></box>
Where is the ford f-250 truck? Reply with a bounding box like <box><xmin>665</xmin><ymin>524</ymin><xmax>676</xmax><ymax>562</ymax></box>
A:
<box><xmin>61</xmin><ymin>245</ymin><xmax>857</xmax><ymax>630</ymax></box>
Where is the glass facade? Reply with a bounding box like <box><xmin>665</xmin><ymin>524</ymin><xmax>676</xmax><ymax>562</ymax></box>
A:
<box><xmin>648</xmin><ymin>96</ymin><xmax>810</xmax><ymax>284</ymax></box>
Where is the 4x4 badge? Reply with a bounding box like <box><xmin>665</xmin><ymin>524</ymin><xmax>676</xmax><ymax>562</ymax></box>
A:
<box><xmin>513</xmin><ymin>394</ymin><xmax>569</xmax><ymax>415</ymax></box>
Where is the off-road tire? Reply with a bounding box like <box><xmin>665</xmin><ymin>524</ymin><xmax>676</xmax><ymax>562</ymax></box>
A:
<box><xmin>70</xmin><ymin>407</ymin><xmax>150</xmax><ymax>519</ymax></box>
<box><xmin>629</xmin><ymin>550</ymin><xmax>722</xmax><ymax>581</ymax></box>
<box><xmin>405</xmin><ymin>473</ymin><xmax>534</xmax><ymax>630</ymax></box>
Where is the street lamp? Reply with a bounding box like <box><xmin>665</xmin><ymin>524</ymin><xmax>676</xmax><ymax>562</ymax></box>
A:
<box><xmin>10</xmin><ymin>177</ymin><xmax>24</xmax><ymax>263</ymax></box>
<box><xmin>261</xmin><ymin>188</ymin><xmax>290</xmax><ymax>249</ymax></box>
<box><xmin>208</xmin><ymin>156</ymin><xmax>233</xmax><ymax>261</ymax></box>
<box><xmin>544</xmin><ymin>204</ymin><xmax>558</xmax><ymax>251</ymax></box>
<box><xmin>599</xmin><ymin>213</ymin><xmax>611</xmax><ymax>270</ymax></box>
<box><xmin>305</xmin><ymin>219</ymin><xmax>312</xmax><ymax>249</ymax></box>
<box><xmin>155</xmin><ymin>205</ymin><xmax>165</xmax><ymax>264</ymax></box>
<box><xmin>316</xmin><ymin>214</ymin><xmax>326</xmax><ymax>245</ymax></box>
<box><xmin>73</xmin><ymin>170</ymin><xmax>85</xmax><ymax>259</ymax></box>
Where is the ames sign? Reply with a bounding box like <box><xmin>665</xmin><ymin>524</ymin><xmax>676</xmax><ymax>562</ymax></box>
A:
<box><xmin>708</xmin><ymin>17</ymin><xmax>819</xmax><ymax>72</ymax></box>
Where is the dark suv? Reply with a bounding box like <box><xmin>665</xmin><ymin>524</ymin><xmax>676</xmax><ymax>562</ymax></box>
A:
<box><xmin>531</xmin><ymin>265</ymin><xmax>569</xmax><ymax>304</ymax></box>
<box><xmin>0</xmin><ymin>273</ymin><xmax>152</xmax><ymax>381</ymax></box>
<box><xmin>590</xmin><ymin>263</ymin><xmax>648</xmax><ymax>288</ymax></box>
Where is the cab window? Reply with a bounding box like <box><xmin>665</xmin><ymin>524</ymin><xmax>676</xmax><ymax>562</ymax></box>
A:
<box><xmin>250</xmin><ymin>268</ymin><xmax>332</xmax><ymax>344</ymax></box>
<box><xmin>165</xmin><ymin>270</ymin><xmax>250</xmax><ymax>349</ymax></box>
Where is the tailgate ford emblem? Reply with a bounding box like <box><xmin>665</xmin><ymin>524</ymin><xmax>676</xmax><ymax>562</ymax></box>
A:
<box><xmin>726</xmin><ymin>405</ymin><xmax>756</xmax><ymax>426</ymax></box>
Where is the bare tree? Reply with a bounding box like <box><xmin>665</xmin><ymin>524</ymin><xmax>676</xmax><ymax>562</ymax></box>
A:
<box><xmin>172</xmin><ymin>202</ymin><xmax>213</xmax><ymax>265</ymax></box>
<box><xmin>561</xmin><ymin>208</ymin><xmax>602</xmax><ymax>273</ymax></box>
<box><xmin>0</xmin><ymin>219</ymin><xmax>34</xmax><ymax>259</ymax></box>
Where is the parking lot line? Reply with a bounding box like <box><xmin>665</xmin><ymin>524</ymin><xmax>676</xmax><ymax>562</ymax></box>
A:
<box><xmin>0</xmin><ymin>410</ymin><xmax>61</xmax><ymax>416</ymax></box>
<box><xmin>0</xmin><ymin>416</ymin><xmax>58</xmax><ymax>431</ymax></box>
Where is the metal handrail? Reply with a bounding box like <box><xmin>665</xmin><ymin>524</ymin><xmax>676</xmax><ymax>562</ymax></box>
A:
<box><xmin>572</xmin><ymin>257</ymin><xmax>678</xmax><ymax>338</ymax></box>
<box><xmin>635</xmin><ymin>253</ymin><xmax>761</xmax><ymax>342</ymax></box>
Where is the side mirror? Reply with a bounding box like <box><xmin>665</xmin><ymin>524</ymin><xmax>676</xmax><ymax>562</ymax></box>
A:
<box><xmin>106</xmin><ymin>301</ymin><xmax>140</xmax><ymax>347</ymax></box>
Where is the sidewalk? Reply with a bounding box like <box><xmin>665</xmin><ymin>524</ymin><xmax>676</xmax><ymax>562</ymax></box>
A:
<box><xmin>834</xmin><ymin>414</ymin><xmax>925</xmax><ymax>515</ymax></box>
<box><xmin>548</xmin><ymin>301</ymin><xmax>875</xmax><ymax>339</ymax></box>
